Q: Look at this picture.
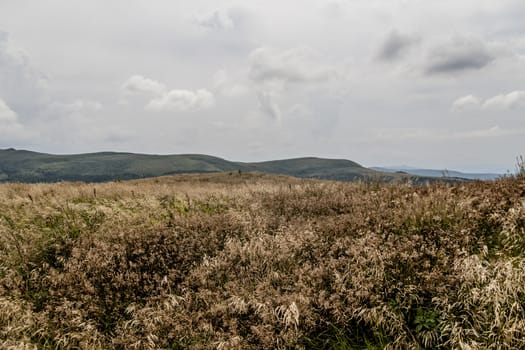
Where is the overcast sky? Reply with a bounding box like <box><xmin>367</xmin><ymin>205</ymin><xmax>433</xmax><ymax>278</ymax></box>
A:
<box><xmin>1</xmin><ymin>0</ymin><xmax>524</xmax><ymax>172</ymax></box>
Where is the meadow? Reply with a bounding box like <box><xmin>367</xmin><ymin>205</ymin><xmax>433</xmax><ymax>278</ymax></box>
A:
<box><xmin>1</xmin><ymin>172</ymin><xmax>524</xmax><ymax>349</ymax></box>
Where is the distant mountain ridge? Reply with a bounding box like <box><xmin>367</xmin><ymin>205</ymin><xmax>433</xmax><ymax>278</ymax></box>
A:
<box><xmin>371</xmin><ymin>166</ymin><xmax>502</xmax><ymax>181</ymax></box>
<box><xmin>0</xmin><ymin>148</ymin><xmax>465</xmax><ymax>184</ymax></box>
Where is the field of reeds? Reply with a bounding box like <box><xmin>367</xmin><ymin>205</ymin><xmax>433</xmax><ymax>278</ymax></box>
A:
<box><xmin>1</xmin><ymin>172</ymin><xmax>525</xmax><ymax>349</ymax></box>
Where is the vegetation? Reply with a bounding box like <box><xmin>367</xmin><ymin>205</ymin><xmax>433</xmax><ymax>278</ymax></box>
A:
<box><xmin>1</xmin><ymin>171</ymin><xmax>524</xmax><ymax>349</ymax></box>
<box><xmin>0</xmin><ymin>149</ymin><xmax>463</xmax><ymax>184</ymax></box>
<box><xmin>516</xmin><ymin>155</ymin><xmax>525</xmax><ymax>178</ymax></box>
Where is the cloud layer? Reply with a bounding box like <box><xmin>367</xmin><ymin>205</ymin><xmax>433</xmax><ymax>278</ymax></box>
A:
<box><xmin>1</xmin><ymin>1</ymin><xmax>524</xmax><ymax>171</ymax></box>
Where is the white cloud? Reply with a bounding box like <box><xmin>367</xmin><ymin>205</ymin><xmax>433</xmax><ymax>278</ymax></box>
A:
<box><xmin>482</xmin><ymin>91</ymin><xmax>525</xmax><ymax>110</ymax></box>
<box><xmin>146</xmin><ymin>89</ymin><xmax>215</xmax><ymax>112</ymax></box>
<box><xmin>0</xmin><ymin>98</ymin><xmax>18</xmax><ymax>123</ymax></box>
<box><xmin>452</xmin><ymin>95</ymin><xmax>482</xmax><ymax>111</ymax></box>
<box><xmin>0</xmin><ymin>98</ymin><xmax>32</xmax><ymax>142</ymax></box>
<box><xmin>193</xmin><ymin>9</ymin><xmax>235</xmax><ymax>30</ymax></box>
<box><xmin>249</xmin><ymin>46</ymin><xmax>336</xmax><ymax>85</ymax></box>
<box><xmin>452</xmin><ymin>91</ymin><xmax>525</xmax><ymax>111</ymax></box>
<box><xmin>122</xmin><ymin>75</ymin><xmax>215</xmax><ymax>112</ymax></box>
<box><xmin>121</xmin><ymin>75</ymin><xmax>166</xmax><ymax>96</ymax></box>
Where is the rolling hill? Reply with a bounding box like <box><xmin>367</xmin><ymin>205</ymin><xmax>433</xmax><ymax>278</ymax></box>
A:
<box><xmin>371</xmin><ymin>166</ymin><xmax>502</xmax><ymax>181</ymax></box>
<box><xmin>0</xmin><ymin>148</ymin><xmax>463</xmax><ymax>183</ymax></box>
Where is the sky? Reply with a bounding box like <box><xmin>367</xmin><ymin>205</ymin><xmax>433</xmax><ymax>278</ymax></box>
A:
<box><xmin>0</xmin><ymin>0</ymin><xmax>524</xmax><ymax>172</ymax></box>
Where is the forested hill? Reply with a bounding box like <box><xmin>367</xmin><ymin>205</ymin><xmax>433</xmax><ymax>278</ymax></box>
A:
<box><xmin>0</xmin><ymin>148</ymin><xmax>465</xmax><ymax>183</ymax></box>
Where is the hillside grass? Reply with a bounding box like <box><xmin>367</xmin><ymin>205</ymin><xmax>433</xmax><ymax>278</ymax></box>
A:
<box><xmin>0</xmin><ymin>149</ymin><xmax>457</xmax><ymax>184</ymax></box>
<box><xmin>1</xmin><ymin>172</ymin><xmax>524</xmax><ymax>349</ymax></box>
<box><xmin>0</xmin><ymin>150</ymin><xmax>248</xmax><ymax>182</ymax></box>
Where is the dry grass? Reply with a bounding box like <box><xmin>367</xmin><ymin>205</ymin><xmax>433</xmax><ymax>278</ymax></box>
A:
<box><xmin>1</xmin><ymin>172</ymin><xmax>525</xmax><ymax>349</ymax></box>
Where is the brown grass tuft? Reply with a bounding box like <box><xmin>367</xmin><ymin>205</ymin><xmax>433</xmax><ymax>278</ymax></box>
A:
<box><xmin>1</xmin><ymin>173</ymin><xmax>524</xmax><ymax>348</ymax></box>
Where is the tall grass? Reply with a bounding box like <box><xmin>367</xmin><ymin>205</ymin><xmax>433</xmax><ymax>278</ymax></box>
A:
<box><xmin>516</xmin><ymin>155</ymin><xmax>525</xmax><ymax>178</ymax></box>
<box><xmin>1</xmin><ymin>172</ymin><xmax>524</xmax><ymax>349</ymax></box>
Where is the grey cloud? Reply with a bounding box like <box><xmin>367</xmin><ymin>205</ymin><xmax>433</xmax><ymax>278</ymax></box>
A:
<box><xmin>248</xmin><ymin>46</ymin><xmax>344</xmax><ymax>125</ymax></box>
<box><xmin>256</xmin><ymin>91</ymin><xmax>281</xmax><ymax>121</ymax></box>
<box><xmin>249</xmin><ymin>47</ymin><xmax>336</xmax><ymax>85</ymax></box>
<box><xmin>0</xmin><ymin>98</ymin><xmax>33</xmax><ymax>143</ymax></box>
<box><xmin>193</xmin><ymin>9</ymin><xmax>235</xmax><ymax>30</ymax></box>
<box><xmin>377</xmin><ymin>30</ymin><xmax>418</xmax><ymax>61</ymax></box>
<box><xmin>425</xmin><ymin>37</ymin><xmax>495</xmax><ymax>74</ymax></box>
<box><xmin>0</xmin><ymin>31</ymin><xmax>48</xmax><ymax>119</ymax></box>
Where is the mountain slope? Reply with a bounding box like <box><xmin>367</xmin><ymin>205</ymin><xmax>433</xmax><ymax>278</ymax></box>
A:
<box><xmin>0</xmin><ymin>149</ymin><xmax>250</xmax><ymax>182</ymax></box>
<box><xmin>0</xmin><ymin>148</ymin><xmax>462</xmax><ymax>183</ymax></box>
<box><xmin>249</xmin><ymin>157</ymin><xmax>387</xmax><ymax>182</ymax></box>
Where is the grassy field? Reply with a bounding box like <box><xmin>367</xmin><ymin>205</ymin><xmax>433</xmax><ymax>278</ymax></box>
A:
<box><xmin>1</xmin><ymin>172</ymin><xmax>524</xmax><ymax>349</ymax></box>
